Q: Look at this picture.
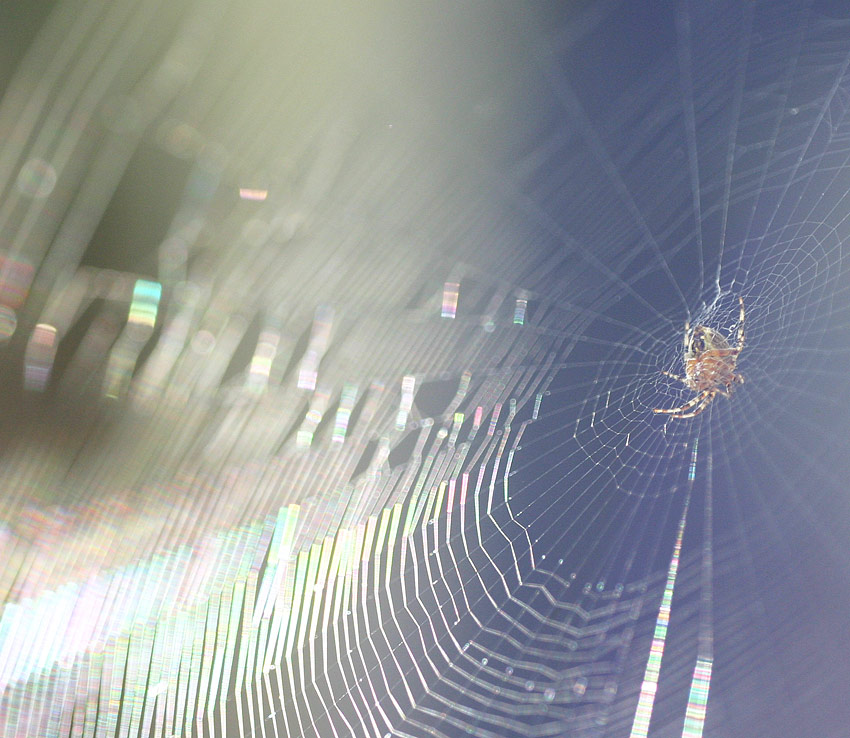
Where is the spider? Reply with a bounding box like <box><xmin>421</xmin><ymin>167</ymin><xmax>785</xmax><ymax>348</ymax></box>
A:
<box><xmin>652</xmin><ymin>296</ymin><xmax>745</xmax><ymax>419</ymax></box>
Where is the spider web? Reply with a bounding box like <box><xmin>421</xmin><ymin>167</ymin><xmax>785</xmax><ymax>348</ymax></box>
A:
<box><xmin>1</xmin><ymin>2</ymin><xmax>850</xmax><ymax>738</ymax></box>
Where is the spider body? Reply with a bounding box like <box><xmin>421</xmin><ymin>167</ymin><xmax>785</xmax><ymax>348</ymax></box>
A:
<box><xmin>653</xmin><ymin>296</ymin><xmax>745</xmax><ymax>419</ymax></box>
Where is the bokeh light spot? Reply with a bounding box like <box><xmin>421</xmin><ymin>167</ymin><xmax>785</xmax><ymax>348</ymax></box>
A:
<box><xmin>16</xmin><ymin>158</ymin><xmax>56</xmax><ymax>198</ymax></box>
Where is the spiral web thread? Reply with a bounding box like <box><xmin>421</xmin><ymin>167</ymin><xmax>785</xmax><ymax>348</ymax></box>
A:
<box><xmin>1</xmin><ymin>2</ymin><xmax>850</xmax><ymax>737</ymax></box>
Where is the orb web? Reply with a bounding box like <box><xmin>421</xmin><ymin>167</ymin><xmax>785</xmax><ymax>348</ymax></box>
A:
<box><xmin>0</xmin><ymin>2</ymin><xmax>849</xmax><ymax>738</ymax></box>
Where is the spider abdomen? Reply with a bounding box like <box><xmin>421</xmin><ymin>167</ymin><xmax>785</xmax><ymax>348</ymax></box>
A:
<box><xmin>685</xmin><ymin>355</ymin><xmax>738</xmax><ymax>392</ymax></box>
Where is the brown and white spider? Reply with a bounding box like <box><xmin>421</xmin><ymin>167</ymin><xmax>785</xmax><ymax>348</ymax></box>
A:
<box><xmin>652</xmin><ymin>296</ymin><xmax>745</xmax><ymax>419</ymax></box>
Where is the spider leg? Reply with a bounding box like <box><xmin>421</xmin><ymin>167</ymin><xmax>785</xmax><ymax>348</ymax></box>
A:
<box><xmin>653</xmin><ymin>389</ymin><xmax>711</xmax><ymax>416</ymax></box>
<box><xmin>669</xmin><ymin>390</ymin><xmax>715</xmax><ymax>418</ymax></box>
<box><xmin>660</xmin><ymin>370</ymin><xmax>689</xmax><ymax>387</ymax></box>
<box><xmin>718</xmin><ymin>372</ymin><xmax>745</xmax><ymax>396</ymax></box>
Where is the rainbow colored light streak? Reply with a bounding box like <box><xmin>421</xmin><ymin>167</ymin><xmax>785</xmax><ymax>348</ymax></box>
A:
<box><xmin>441</xmin><ymin>282</ymin><xmax>459</xmax><ymax>319</ymax></box>
<box><xmin>629</xmin><ymin>485</ymin><xmax>692</xmax><ymax>738</ymax></box>
<box><xmin>395</xmin><ymin>375</ymin><xmax>415</xmax><ymax>430</ymax></box>
<box><xmin>682</xmin><ymin>657</ymin><xmax>713</xmax><ymax>737</ymax></box>
<box><xmin>513</xmin><ymin>296</ymin><xmax>527</xmax><ymax>325</ymax></box>
<box><xmin>128</xmin><ymin>279</ymin><xmax>162</xmax><ymax>329</ymax></box>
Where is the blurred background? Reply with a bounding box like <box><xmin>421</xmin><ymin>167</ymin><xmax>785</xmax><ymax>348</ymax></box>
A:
<box><xmin>1</xmin><ymin>1</ymin><xmax>849</xmax><ymax>736</ymax></box>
